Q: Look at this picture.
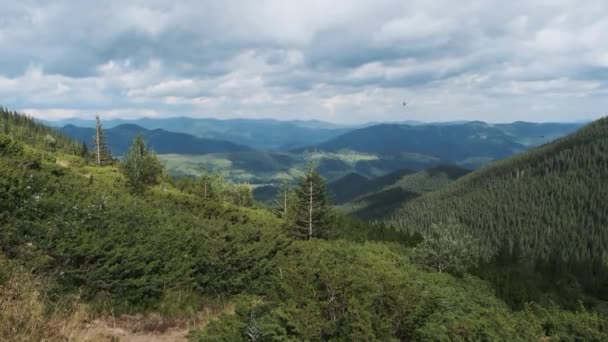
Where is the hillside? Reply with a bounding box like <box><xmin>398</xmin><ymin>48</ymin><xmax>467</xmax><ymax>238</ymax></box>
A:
<box><xmin>300</xmin><ymin>121</ymin><xmax>583</xmax><ymax>169</ymax></box>
<box><xmin>495</xmin><ymin>121</ymin><xmax>583</xmax><ymax>146</ymax></box>
<box><xmin>389</xmin><ymin>118</ymin><xmax>608</xmax><ymax>297</ymax></box>
<box><xmin>2</xmin><ymin>109</ymin><xmax>608</xmax><ymax>340</ymax></box>
<box><xmin>60</xmin><ymin>123</ymin><xmax>251</xmax><ymax>155</ymax></box>
<box><xmin>161</xmin><ymin>150</ymin><xmax>439</xmax><ymax>186</ymax></box>
<box><xmin>329</xmin><ymin>168</ymin><xmax>416</xmax><ymax>204</ymax></box>
<box><xmin>339</xmin><ymin>165</ymin><xmax>470</xmax><ymax>219</ymax></box>
<box><xmin>47</xmin><ymin>117</ymin><xmax>351</xmax><ymax>151</ymax></box>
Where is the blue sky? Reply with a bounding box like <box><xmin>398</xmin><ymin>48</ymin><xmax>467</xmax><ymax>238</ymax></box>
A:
<box><xmin>0</xmin><ymin>0</ymin><xmax>607</xmax><ymax>123</ymax></box>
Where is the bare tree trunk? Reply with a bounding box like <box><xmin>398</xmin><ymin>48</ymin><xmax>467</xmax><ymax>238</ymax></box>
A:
<box><xmin>283</xmin><ymin>187</ymin><xmax>288</xmax><ymax>217</ymax></box>
<box><xmin>95</xmin><ymin>118</ymin><xmax>101</xmax><ymax>166</ymax></box>
<box><xmin>308</xmin><ymin>178</ymin><xmax>313</xmax><ymax>240</ymax></box>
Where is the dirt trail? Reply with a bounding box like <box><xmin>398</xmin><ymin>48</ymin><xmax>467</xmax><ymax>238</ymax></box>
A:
<box><xmin>87</xmin><ymin>322</ymin><xmax>190</xmax><ymax>341</ymax></box>
<box><xmin>73</xmin><ymin>305</ymin><xmax>234</xmax><ymax>341</ymax></box>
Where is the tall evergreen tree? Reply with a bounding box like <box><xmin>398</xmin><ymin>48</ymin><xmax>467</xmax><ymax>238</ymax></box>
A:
<box><xmin>92</xmin><ymin>115</ymin><xmax>112</xmax><ymax>166</ymax></box>
<box><xmin>288</xmin><ymin>164</ymin><xmax>335</xmax><ymax>240</ymax></box>
<box><xmin>119</xmin><ymin>135</ymin><xmax>164</xmax><ymax>194</ymax></box>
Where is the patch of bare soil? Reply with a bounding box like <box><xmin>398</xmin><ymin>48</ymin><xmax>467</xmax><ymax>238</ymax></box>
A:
<box><xmin>72</xmin><ymin>305</ymin><xmax>234</xmax><ymax>341</ymax></box>
<box><xmin>75</xmin><ymin>314</ymin><xmax>188</xmax><ymax>341</ymax></box>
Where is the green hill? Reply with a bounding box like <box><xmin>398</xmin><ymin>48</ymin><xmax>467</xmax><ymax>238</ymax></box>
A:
<box><xmin>60</xmin><ymin>123</ymin><xmax>251</xmax><ymax>156</ymax></box>
<box><xmin>329</xmin><ymin>168</ymin><xmax>417</xmax><ymax>204</ymax></box>
<box><xmin>339</xmin><ymin>165</ymin><xmax>470</xmax><ymax>219</ymax></box>
<box><xmin>389</xmin><ymin>118</ymin><xmax>608</xmax><ymax>298</ymax></box>
<box><xmin>301</xmin><ymin>122</ymin><xmax>526</xmax><ymax>166</ymax></box>
<box><xmin>48</xmin><ymin>117</ymin><xmax>351</xmax><ymax>151</ymax></box>
<box><xmin>2</xmin><ymin>109</ymin><xmax>606</xmax><ymax>340</ymax></box>
<box><xmin>300</xmin><ymin>121</ymin><xmax>583</xmax><ymax>169</ymax></box>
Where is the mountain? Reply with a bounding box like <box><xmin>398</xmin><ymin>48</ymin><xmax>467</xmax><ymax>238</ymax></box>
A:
<box><xmin>300</xmin><ymin>122</ymin><xmax>526</xmax><ymax>166</ymax></box>
<box><xmin>299</xmin><ymin>121</ymin><xmax>584</xmax><ymax>169</ymax></box>
<box><xmin>328</xmin><ymin>173</ymin><xmax>372</xmax><ymax>204</ymax></box>
<box><xmin>46</xmin><ymin>117</ymin><xmax>353</xmax><ymax>151</ymax></box>
<box><xmin>60</xmin><ymin>124</ymin><xmax>251</xmax><ymax>156</ymax></box>
<box><xmin>338</xmin><ymin>165</ymin><xmax>470</xmax><ymax>219</ymax></box>
<box><xmin>389</xmin><ymin>118</ymin><xmax>608</xmax><ymax>296</ymax></box>
<box><xmin>495</xmin><ymin>121</ymin><xmax>583</xmax><ymax>146</ymax></box>
<box><xmin>329</xmin><ymin>168</ymin><xmax>418</xmax><ymax>204</ymax></box>
<box><xmin>3</xmin><ymin>108</ymin><xmax>607</xmax><ymax>340</ymax></box>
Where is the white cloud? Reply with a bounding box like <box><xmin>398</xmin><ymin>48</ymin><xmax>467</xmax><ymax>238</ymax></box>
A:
<box><xmin>0</xmin><ymin>0</ymin><xmax>606</xmax><ymax>123</ymax></box>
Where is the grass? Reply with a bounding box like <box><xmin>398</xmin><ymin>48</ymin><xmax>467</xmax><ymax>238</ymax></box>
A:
<box><xmin>0</xmin><ymin>257</ymin><xmax>93</xmax><ymax>341</ymax></box>
<box><xmin>158</xmin><ymin>151</ymin><xmax>445</xmax><ymax>187</ymax></box>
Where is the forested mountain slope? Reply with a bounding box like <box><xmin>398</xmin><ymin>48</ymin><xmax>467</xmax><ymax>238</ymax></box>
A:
<box><xmin>60</xmin><ymin>123</ymin><xmax>251</xmax><ymax>155</ymax></box>
<box><xmin>49</xmin><ymin>117</ymin><xmax>351</xmax><ymax>151</ymax></box>
<box><xmin>340</xmin><ymin>165</ymin><xmax>470</xmax><ymax>219</ymax></box>
<box><xmin>302</xmin><ymin>122</ymin><xmax>525</xmax><ymax>160</ymax></box>
<box><xmin>389</xmin><ymin>118</ymin><xmax>608</xmax><ymax>293</ymax></box>
<box><xmin>1</xmin><ymin>108</ymin><xmax>86</xmax><ymax>155</ymax></box>
<box><xmin>329</xmin><ymin>168</ymin><xmax>416</xmax><ymax>204</ymax></box>
<box><xmin>300</xmin><ymin>121</ymin><xmax>583</xmax><ymax>169</ymax></box>
<box><xmin>2</xmin><ymin>109</ymin><xmax>607</xmax><ymax>340</ymax></box>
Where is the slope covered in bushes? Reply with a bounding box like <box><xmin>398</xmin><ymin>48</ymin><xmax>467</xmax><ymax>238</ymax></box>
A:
<box><xmin>1</xmin><ymin>109</ymin><xmax>607</xmax><ymax>340</ymax></box>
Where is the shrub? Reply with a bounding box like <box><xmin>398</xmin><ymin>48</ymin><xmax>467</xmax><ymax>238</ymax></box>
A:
<box><xmin>411</xmin><ymin>221</ymin><xmax>480</xmax><ymax>276</ymax></box>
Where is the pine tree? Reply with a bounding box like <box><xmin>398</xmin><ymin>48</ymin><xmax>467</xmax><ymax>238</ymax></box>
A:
<box><xmin>288</xmin><ymin>164</ymin><xmax>335</xmax><ymax>240</ymax></box>
<box><xmin>119</xmin><ymin>135</ymin><xmax>164</xmax><ymax>194</ymax></box>
<box><xmin>92</xmin><ymin>115</ymin><xmax>112</xmax><ymax>166</ymax></box>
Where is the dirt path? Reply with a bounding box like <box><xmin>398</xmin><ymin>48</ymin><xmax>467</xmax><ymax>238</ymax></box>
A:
<box><xmin>74</xmin><ymin>318</ymin><xmax>190</xmax><ymax>341</ymax></box>
<box><xmin>89</xmin><ymin>323</ymin><xmax>190</xmax><ymax>341</ymax></box>
<box><xmin>72</xmin><ymin>305</ymin><xmax>234</xmax><ymax>341</ymax></box>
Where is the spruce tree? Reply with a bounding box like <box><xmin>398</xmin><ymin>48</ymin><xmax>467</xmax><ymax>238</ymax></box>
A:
<box><xmin>92</xmin><ymin>115</ymin><xmax>112</xmax><ymax>166</ymax></box>
<box><xmin>119</xmin><ymin>135</ymin><xmax>164</xmax><ymax>194</ymax></box>
<box><xmin>288</xmin><ymin>164</ymin><xmax>335</xmax><ymax>240</ymax></box>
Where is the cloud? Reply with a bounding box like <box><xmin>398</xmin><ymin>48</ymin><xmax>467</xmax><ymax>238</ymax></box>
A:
<box><xmin>0</xmin><ymin>0</ymin><xmax>607</xmax><ymax>123</ymax></box>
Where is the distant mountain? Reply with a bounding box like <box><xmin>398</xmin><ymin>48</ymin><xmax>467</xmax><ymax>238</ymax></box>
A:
<box><xmin>302</xmin><ymin>122</ymin><xmax>525</xmax><ymax>166</ymax></box>
<box><xmin>60</xmin><ymin>124</ymin><xmax>250</xmax><ymax>156</ymax></box>
<box><xmin>45</xmin><ymin>117</ymin><xmax>353</xmax><ymax>151</ymax></box>
<box><xmin>299</xmin><ymin>121</ymin><xmax>583</xmax><ymax>169</ymax></box>
<box><xmin>329</xmin><ymin>168</ymin><xmax>417</xmax><ymax>204</ymax></box>
<box><xmin>328</xmin><ymin>173</ymin><xmax>371</xmax><ymax>204</ymax></box>
<box><xmin>494</xmin><ymin>121</ymin><xmax>583</xmax><ymax>146</ymax></box>
<box><xmin>338</xmin><ymin>165</ymin><xmax>470</xmax><ymax>219</ymax></box>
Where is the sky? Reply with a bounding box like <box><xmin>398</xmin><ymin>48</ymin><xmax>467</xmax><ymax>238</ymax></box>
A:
<box><xmin>1</xmin><ymin>1</ymin><xmax>607</xmax><ymax>124</ymax></box>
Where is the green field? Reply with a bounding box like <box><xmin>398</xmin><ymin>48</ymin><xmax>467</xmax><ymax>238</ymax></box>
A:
<box><xmin>159</xmin><ymin>151</ymin><xmax>442</xmax><ymax>186</ymax></box>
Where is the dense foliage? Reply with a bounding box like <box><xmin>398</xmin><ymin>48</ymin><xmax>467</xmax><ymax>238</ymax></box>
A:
<box><xmin>195</xmin><ymin>241</ymin><xmax>608</xmax><ymax>341</ymax></box>
<box><xmin>0</xmin><ymin>107</ymin><xmax>85</xmax><ymax>155</ymax></box>
<box><xmin>119</xmin><ymin>135</ymin><xmax>164</xmax><ymax>193</ymax></box>
<box><xmin>390</xmin><ymin>117</ymin><xmax>608</xmax><ymax>300</ymax></box>
<box><xmin>286</xmin><ymin>165</ymin><xmax>336</xmax><ymax>239</ymax></box>
<box><xmin>2</xmin><ymin>110</ymin><xmax>607</xmax><ymax>340</ymax></box>
<box><xmin>173</xmin><ymin>173</ymin><xmax>255</xmax><ymax>207</ymax></box>
<box><xmin>338</xmin><ymin>165</ymin><xmax>470</xmax><ymax>220</ymax></box>
<box><xmin>411</xmin><ymin>222</ymin><xmax>480</xmax><ymax>276</ymax></box>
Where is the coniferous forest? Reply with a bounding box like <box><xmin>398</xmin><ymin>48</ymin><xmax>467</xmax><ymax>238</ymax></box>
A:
<box><xmin>2</xmin><ymin>108</ymin><xmax>608</xmax><ymax>341</ymax></box>
<box><xmin>389</xmin><ymin>117</ymin><xmax>608</xmax><ymax>305</ymax></box>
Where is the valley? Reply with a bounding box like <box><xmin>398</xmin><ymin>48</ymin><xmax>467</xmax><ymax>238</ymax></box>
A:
<box><xmin>2</xmin><ymin>108</ymin><xmax>607</xmax><ymax>340</ymax></box>
<box><xmin>56</xmin><ymin>118</ymin><xmax>583</xmax><ymax>204</ymax></box>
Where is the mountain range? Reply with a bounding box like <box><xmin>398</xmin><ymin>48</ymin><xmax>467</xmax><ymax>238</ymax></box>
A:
<box><xmin>3</xmin><ymin>108</ymin><xmax>608</xmax><ymax>339</ymax></box>
<box><xmin>56</xmin><ymin>118</ymin><xmax>584</xmax><ymax>187</ymax></box>
<box><xmin>47</xmin><ymin>117</ymin><xmax>354</xmax><ymax>150</ymax></box>
<box><xmin>335</xmin><ymin>165</ymin><xmax>471</xmax><ymax>219</ymax></box>
<box><xmin>299</xmin><ymin>121</ymin><xmax>583</xmax><ymax>169</ymax></box>
<box><xmin>60</xmin><ymin>124</ymin><xmax>250</xmax><ymax>156</ymax></box>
